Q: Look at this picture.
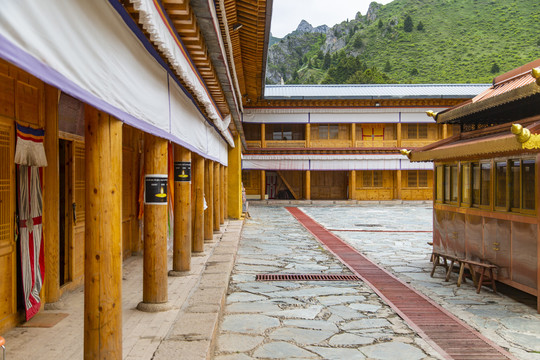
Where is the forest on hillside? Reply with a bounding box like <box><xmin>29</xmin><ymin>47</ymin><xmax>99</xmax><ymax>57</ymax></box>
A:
<box><xmin>266</xmin><ymin>0</ymin><xmax>540</xmax><ymax>84</ymax></box>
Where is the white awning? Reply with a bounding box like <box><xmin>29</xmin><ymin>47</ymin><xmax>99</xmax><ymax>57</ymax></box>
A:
<box><xmin>0</xmin><ymin>0</ymin><xmax>230</xmax><ymax>164</ymax></box>
<box><xmin>242</xmin><ymin>154</ymin><xmax>433</xmax><ymax>171</ymax></box>
<box><xmin>242</xmin><ymin>108</ymin><xmax>444</xmax><ymax>124</ymax></box>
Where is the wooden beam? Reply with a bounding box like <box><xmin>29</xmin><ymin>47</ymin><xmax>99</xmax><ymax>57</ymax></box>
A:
<box><xmin>349</xmin><ymin>170</ymin><xmax>356</xmax><ymax>200</ymax></box>
<box><xmin>227</xmin><ymin>135</ymin><xmax>242</xmax><ymax>219</ymax></box>
<box><xmin>303</xmin><ymin>171</ymin><xmax>310</xmax><ymax>200</ymax></box>
<box><xmin>277</xmin><ymin>171</ymin><xmax>299</xmax><ymax>200</ymax></box>
<box><xmin>84</xmin><ymin>106</ymin><xmax>122</xmax><ymax>359</ymax></box>
<box><xmin>170</xmin><ymin>145</ymin><xmax>191</xmax><ymax>275</ymax></box>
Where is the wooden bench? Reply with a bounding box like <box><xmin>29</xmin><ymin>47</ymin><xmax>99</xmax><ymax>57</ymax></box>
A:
<box><xmin>458</xmin><ymin>259</ymin><xmax>497</xmax><ymax>294</ymax></box>
<box><xmin>430</xmin><ymin>252</ymin><xmax>497</xmax><ymax>294</ymax></box>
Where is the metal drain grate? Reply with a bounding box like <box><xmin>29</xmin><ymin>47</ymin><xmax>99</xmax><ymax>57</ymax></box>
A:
<box><xmin>256</xmin><ymin>274</ymin><xmax>360</xmax><ymax>281</ymax></box>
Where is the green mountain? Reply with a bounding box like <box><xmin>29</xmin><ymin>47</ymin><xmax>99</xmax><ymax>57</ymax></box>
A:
<box><xmin>266</xmin><ymin>0</ymin><xmax>540</xmax><ymax>84</ymax></box>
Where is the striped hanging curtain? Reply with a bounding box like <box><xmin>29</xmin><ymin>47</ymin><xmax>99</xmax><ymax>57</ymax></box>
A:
<box><xmin>15</xmin><ymin>124</ymin><xmax>47</xmax><ymax>321</ymax></box>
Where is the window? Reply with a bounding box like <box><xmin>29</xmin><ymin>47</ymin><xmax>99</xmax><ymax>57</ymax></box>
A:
<box><xmin>407</xmin><ymin>171</ymin><xmax>428</xmax><ymax>188</ymax></box>
<box><xmin>319</xmin><ymin>124</ymin><xmax>339</xmax><ymax>139</ymax></box>
<box><xmin>242</xmin><ymin>170</ymin><xmax>251</xmax><ymax>188</ymax></box>
<box><xmin>406</xmin><ymin>124</ymin><xmax>428</xmax><ymax>139</ymax></box>
<box><xmin>510</xmin><ymin>160</ymin><xmax>520</xmax><ymax>209</ymax></box>
<box><xmin>495</xmin><ymin>161</ymin><xmax>507</xmax><ymax>208</ymax></box>
<box><xmin>436</xmin><ymin>166</ymin><xmax>443</xmax><ymax>201</ymax></box>
<box><xmin>362</xmin><ymin>171</ymin><xmax>383</xmax><ymax>188</ymax></box>
<box><xmin>472</xmin><ymin>163</ymin><xmax>481</xmax><ymax>206</ymax></box>
<box><xmin>461</xmin><ymin>163</ymin><xmax>471</xmax><ymax>205</ymax></box>
<box><xmin>444</xmin><ymin>165</ymin><xmax>458</xmax><ymax>203</ymax></box>
<box><xmin>522</xmin><ymin>160</ymin><xmax>535</xmax><ymax>210</ymax></box>
<box><xmin>480</xmin><ymin>163</ymin><xmax>491</xmax><ymax>206</ymax></box>
<box><xmin>266</xmin><ymin>124</ymin><xmax>305</xmax><ymax>141</ymax></box>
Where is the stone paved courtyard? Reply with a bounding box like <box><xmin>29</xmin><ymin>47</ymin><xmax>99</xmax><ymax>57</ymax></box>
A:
<box><xmin>214</xmin><ymin>203</ymin><xmax>540</xmax><ymax>360</ymax></box>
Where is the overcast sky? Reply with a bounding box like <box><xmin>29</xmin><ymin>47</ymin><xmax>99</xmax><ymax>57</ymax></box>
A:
<box><xmin>271</xmin><ymin>0</ymin><xmax>394</xmax><ymax>38</ymax></box>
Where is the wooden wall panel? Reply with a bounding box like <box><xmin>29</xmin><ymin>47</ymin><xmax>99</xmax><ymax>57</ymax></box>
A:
<box><xmin>122</xmin><ymin>125</ymin><xmax>141</xmax><ymax>259</ymax></box>
<box><xmin>242</xmin><ymin>170</ymin><xmax>260</xmax><ymax>196</ymax></box>
<box><xmin>0</xmin><ymin>119</ymin><xmax>16</xmax><ymax>333</ymax></box>
<box><xmin>0</xmin><ymin>59</ymin><xmax>44</xmax><ymax>127</ymax></box>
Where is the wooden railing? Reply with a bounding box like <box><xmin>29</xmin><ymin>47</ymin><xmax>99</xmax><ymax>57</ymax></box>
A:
<box><xmin>265</xmin><ymin>140</ymin><xmax>306</xmax><ymax>148</ymax></box>
<box><xmin>401</xmin><ymin>139</ymin><xmax>435</xmax><ymax>148</ymax></box>
<box><xmin>355</xmin><ymin>140</ymin><xmax>397</xmax><ymax>148</ymax></box>
<box><xmin>246</xmin><ymin>140</ymin><xmax>262</xmax><ymax>149</ymax></box>
<box><xmin>310</xmin><ymin>139</ymin><xmax>352</xmax><ymax>148</ymax></box>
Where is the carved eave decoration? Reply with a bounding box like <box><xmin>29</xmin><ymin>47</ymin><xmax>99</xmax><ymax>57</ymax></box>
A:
<box><xmin>408</xmin><ymin>118</ymin><xmax>540</xmax><ymax>163</ymax></box>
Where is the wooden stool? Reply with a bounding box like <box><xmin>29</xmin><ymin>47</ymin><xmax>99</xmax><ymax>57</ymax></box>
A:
<box><xmin>0</xmin><ymin>335</ymin><xmax>5</xmax><ymax>360</ymax></box>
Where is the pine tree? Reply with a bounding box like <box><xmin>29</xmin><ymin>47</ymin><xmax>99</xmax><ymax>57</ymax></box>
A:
<box><xmin>384</xmin><ymin>60</ymin><xmax>392</xmax><ymax>72</ymax></box>
<box><xmin>490</xmin><ymin>63</ymin><xmax>500</xmax><ymax>74</ymax></box>
<box><xmin>417</xmin><ymin>21</ymin><xmax>424</xmax><ymax>31</ymax></box>
<box><xmin>404</xmin><ymin>15</ymin><xmax>413</xmax><ymax>32</ymax></box>
<box><xmin>378</xmin><ymin>19</ymin><xmax>383</xmax><ymax>29</ymax></box>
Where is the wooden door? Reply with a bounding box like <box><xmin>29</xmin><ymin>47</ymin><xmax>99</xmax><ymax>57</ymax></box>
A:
<box><xmin>362</xmin><ymin>125</ymin><xmax>384</xmax><ymax>142</ymax></box>
<box><xmin>71</xmin><ymin>141</ymin><xmax>85</xmax><ymax>287</ymax></box>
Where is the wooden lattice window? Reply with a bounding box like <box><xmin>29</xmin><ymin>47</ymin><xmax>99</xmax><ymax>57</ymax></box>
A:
<box><xmin>362</xmin><ymin>171</ymin><xmax>382</xmax><ymax>188</ymax></box>
<box><xmin>406</xmin><ymin>124</ymin><xmax>428</xmax><ymax>139</ymax></box>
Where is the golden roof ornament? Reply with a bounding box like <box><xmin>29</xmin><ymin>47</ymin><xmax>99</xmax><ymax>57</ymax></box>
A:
<box><xmin>426</xmin><ymin>110</ymin><xmax>437</xmax><ymax>118</ymax></box>
<box><xmin>400</xmin><ymin>149</ymin><xmax>411</xmax><ymax>158</ymax></box>
<box><xmin>511</xmin><ymin>124</ymin><xmax>531</xmax><ymax>143</ymax></box>
<box><xmin>532</xmin><ymin>67</ymin><xmax>540</xmax><ymax>86</ymax></box>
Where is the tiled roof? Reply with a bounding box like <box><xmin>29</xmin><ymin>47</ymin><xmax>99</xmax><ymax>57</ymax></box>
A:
<box><xmin>264</xmin><ymin>84</ymin><xmax>490</xmax><ymax>99</ymax></box>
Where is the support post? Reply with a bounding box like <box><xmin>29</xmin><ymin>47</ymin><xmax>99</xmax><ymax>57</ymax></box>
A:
<box><xmin>306</xmin><ymin>123</ymin><xmax>311</xmax><ymax>148</ymax></box>
<box><xmin>170</xmin><ymin>145</ymin><xmax>191</xmax><ymax>275</ymax></box>
<box><xmin>138</xmin><ymin>134</ymin><xmax>169</xmax><ymax>311</ymax></box>
<box><xmin>204</xmin><ymin>160</ymin><xmax>214</xmax><ymax>241</ymax></box>
<box><xmin>443</xmin><ymin>124</ymin><xmax>448</xmax><ymax>139</ymax></box>
<box><xmin>213</xmin><ymin>161</ymin><xmax>220</xmax><ymax>232</ymax></box>
<box><xmin>260</xmin><ymin>170</ymin><xmax>266</xmax><ymax>200</ymax></box>
<box><xmin>224</xmin><ymin>166</ymin><xmax>228</xmax><ymax>219</ymax></box>
<box><xmin>227</xmin><ymin>134</ymin><xmax>242</xmax><ymax>219</ymax></box>
<box><xmin>351</xmin><ymin>123</ymin><xmax>356</xmax><ymax>147</ymax></box>
<box><xmin>305</xmin><ymin>170</ymin><xmax>311</xmax><ymax>200</ymax></box>
<box><xmin>84</xmin><ymin>106</ymin><xmax>122</xmax><ymax>359</ymax></box>
<box><xmin>396</xmin><ymin>170</ymin><xmax>402</xmax><ymax>200</ymax></box>
<box><xmin>220</xmin><ymin>165</ymin><xmax>225</xmax><ymax>224</ymax></box>
<box><xmin>397</xmin><ymin>123</ymin><xmax>402</xmax><ymax>148</ymax></box>
<box><xmin>43</xmin><ymin>85</ymin><xmax>60</xmax><ymax>305</ymax></box>
<box><xmin>192</xmin><ymin>154</ymin><xmax>204</xmax><ymax>254</ymax></box>
<box><xmin>261</xmin><ymin>123</ymin><xmax>266</xmax><ymax>148</ymax></box>
<box><xmin>349</xmin><ymin>170</ymin><xmax>356</xmax><ymax>200</ymax></box>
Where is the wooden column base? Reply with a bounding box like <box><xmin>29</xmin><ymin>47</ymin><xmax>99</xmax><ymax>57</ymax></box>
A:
<box><xmin>168</xmin><ymin>270</ymin><xmax>190</xmax><ymax>277</ymax></box>
<box><xmin>136</xmin><ymin>302</ymin><xmax>171</xmax><ymax>313</ymax></box>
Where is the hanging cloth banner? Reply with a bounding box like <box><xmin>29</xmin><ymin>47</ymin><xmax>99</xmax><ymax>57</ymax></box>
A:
<box><xmin>14</xmin><ymin>123</ymin><xmax>48</xmax><ymax>167</ymax></box>
<box><xmin>15</xmin><ymin>124</ymin><xmax>47</xmax><ymax>321</ymax></box>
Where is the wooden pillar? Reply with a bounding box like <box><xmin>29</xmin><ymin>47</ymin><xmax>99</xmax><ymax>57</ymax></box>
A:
<box><xmin>204</xmin><ymin>160</ymin><xmax>214</xmax><ymax>241</ymax></box>
<box><xmin>224</xmin><ymin>166</ymin><xmax>228</xmax><ymax>219</ymax></box>
<box><xmin>349</xmin><ymin>170</ymin><xmax>356</xmax><ymax>200</ymax></box>
<box><xmin>351</xmin><ymin>123</ymin><xmax>356</xmax><ymax>148</ymax></box>
<box><xmin>170</xmin><ymin>145</ymin><xmax>191</xmax><ymax>275</ymax></box>
<box><xmin>227</xmin><ymin>134</ymin><xmax>242</xmax><ymax>219</ymax></box>
<box><xmin>396</xmin><ymin>170</ymin><xmax>402</xmax><ymax>200</ymax></box>
<box><xmin>443</xmin><ymin>124</ymin><xmax>448</xmax><ymax>139</ymax></box>
<box><xmin>260</xmin><ymin>170</ymin><xmax>266</xmax><ymax>200</ymax></box>
<box><xmin>397</xmin><ymin>123</ymin><xmax>402</xmax><ymax>148</ymax></box>
<box><xmin>213</xmin><ymin>161</ymin><xmax>220</xmax><ymax>232</ymax></box>
<box><xmin>43</xmin><ymin>85</ymin><xmax>60</xmax><ymax>304</ymax></box>
<box><xmin>536</xmin><ymin>153</ymin><xmax>540</xmax><ymax>313</ymax></box>
<box><xmin>84</xmin><ymin>106</ymin><xmax>122</xmax><ymax>359</ymax></box>
<box><xmin>305</xmin><ymin>170</ymin><xmax>311</xmax><ymax>200</ymax></box>
<box><xmin>306</xmin><ymin>123</ymin><xmax>311</xmax><ymax>148</ymax></box>
<box><xmin>220</xmin><ymin>165</ymin><xmax>225</xmax><ymax>224</ymax></box>
<box><xmin>261</xmin><ymin>123</ymin><xmax>266</xmax><ymax>148</ymax></box>
<box><xmin>191</xmin><ymin>154</ymin><xmax>204</xmax><ymax>253</ymax></box>
<box><xmin>138</xmin><ymin>133</ymin><xmax>169</xmax><ymax>311</ymax></box>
